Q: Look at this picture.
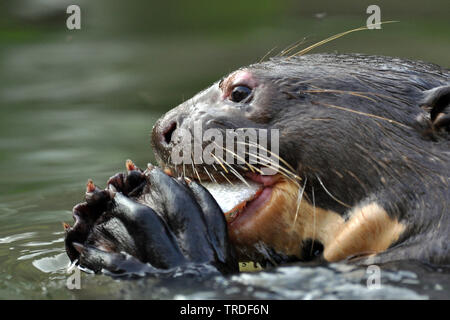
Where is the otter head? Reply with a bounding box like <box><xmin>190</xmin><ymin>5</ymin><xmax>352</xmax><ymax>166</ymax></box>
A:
<box><xmin>151</xmin><ymin>54</ymin><xmax>450</xmax><ymax>265</ymax></box>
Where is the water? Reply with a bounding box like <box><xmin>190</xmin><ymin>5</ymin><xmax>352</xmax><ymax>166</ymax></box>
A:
<box><xmin>0</xmin><ymin>0</ymin><xmax>449</xmax><ymax>299</ymax></box>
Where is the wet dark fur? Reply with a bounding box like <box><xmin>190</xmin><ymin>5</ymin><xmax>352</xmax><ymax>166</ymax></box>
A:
<box><xmin>152</xmin><ymin>53</ymin><xmax>450</xmax><ymax>265</ymax></box>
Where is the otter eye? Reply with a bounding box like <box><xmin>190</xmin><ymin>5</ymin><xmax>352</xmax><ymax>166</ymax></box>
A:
<box><xmin>230</xmin><ymin>86</ymin><xmax>252</xmax><ymax>103</ymax></box>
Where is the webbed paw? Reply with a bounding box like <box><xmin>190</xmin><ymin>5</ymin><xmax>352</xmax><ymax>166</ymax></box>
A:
<box><xmin>64</xmin><ymin>160</ymin><xmax>238</xmax><ymax>277</ymax></box>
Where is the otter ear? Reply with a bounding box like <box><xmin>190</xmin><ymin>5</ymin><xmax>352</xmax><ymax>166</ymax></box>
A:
<box><xmin>419</xmin><ymin>85</ymin><xmax>450</xmax><ymax>135</ymax></box>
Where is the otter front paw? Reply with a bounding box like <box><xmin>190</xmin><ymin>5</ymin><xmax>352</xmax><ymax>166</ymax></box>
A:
<box><xmin>63</xmin><ymin>161</ymin><xmax>238</xmax><ymax>277</ymax></box>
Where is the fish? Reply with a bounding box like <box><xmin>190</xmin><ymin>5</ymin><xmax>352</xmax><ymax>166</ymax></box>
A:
<box><xmin>201</xmin><ymin>181</ymin><xmax>263</xmax><ymax>221</ymax></box>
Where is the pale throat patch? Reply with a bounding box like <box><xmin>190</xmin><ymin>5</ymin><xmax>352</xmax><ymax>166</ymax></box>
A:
<box><xmin>323</xmin><ymin>202</ymin><xmax>405</xmax><ymax>262</ymax></box>
<box><xmin>278</xmin><ymin>181</ymin><xmax>406</xmax><ymax>261</ymax></box>
<box><xmin>228</xmin><ymin>178</ymin><xmax>405</xmax><ymax>263</ymax></box>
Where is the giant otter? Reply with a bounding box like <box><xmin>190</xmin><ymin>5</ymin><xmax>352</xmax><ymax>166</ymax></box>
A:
<box><xmin>64</xmin><ymin>53</ymin><xmax>449</xmax><ymax>277</ymax></box>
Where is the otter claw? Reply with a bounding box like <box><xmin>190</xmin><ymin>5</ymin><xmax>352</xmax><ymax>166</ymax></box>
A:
<box><xmin>107</xmin><ymin>173</ymin><xmax>126</xmax><ymax>193</ymax></box>
<box><xmin>163</xmin><ymin>168</ymin><xmax>173</xmax><ymax>176</ymax></box>
<box><xmin>86</xmin><ymin>179</ymin><xmax>96</xmax><ymax>193</ymax></box>
<box><xmin>85</xmin><ymin>182</ymin><xmax>112</xmax><ymax>206</ymax></box>
<box><xmin>184</xmin><ymin>177</ymin><xmax>192</xmax><ymax>183</ymax></box>
<box><xmin>106</xmin><ymin>162</ymin><xmax>146</xmax><ymax>196</ymax></box>
<box><xmin>126</xmin><ymin>159</ymin><xmax>138</xmax><ymax>172</ymax></box>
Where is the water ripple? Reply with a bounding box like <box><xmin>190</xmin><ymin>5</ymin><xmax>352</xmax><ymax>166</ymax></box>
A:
<box><xmin>0</xmin><ymin>232</ymin><xmax>36</xmax><ymax>244</ymax></box>
<box><xmin>32</xmin><ymin>253</ymin><xmax>70</xmax><ymax>273</ymax></box>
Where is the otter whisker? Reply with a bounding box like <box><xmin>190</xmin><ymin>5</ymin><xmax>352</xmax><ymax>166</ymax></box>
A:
<box><xmin>220</xmin><ymin>172</ymin><xmax>234</xmax><ymax>186</ymax></box>
<box><xmin>306</xmin><ymin>85</ymin><xmax>402</xmax><ymax>102</ymax></box>
<box><xmin>210</xmin><ymin>145</ymin><xmax>250</xmax><ymax>186</ymax></box>
<box><xmin>218</xmin><ymin>141</ymin><xmax>299</xmax><ymax>185</ymax></box>
<box><xmin>236</xmin><ymin>145</ymin><xmax>298</xmax><ymax>183</ymax></box>
<box><xmin>316</xmin><ymin>174</ymin><xmax>351</xmax><ymax>208</ymax></box>
<box><xmin>292</xmin><ymin>177</ymin><xmax>308</xmax><ymax>228</ymax></box>
<box><xmin>214</xmin><ymin>141</ymin><xmax>258</xmax><ymax>174</ymax></box>
<box><xmin>236</xmin><ymin>142</ymin><xmax>301</xmax><ymax>183</ymax></box>
<box><xmin>238</xmin><ymin>164</ymin><xmax>249</xmax><ymax>171</ymax></box>
<box><xmin>310</xmin><ymin>186</ymin><xmax>316</xmax><ymax>257</ymax></box>
<box><xmin>310</xmin><ymin>118</ymin><xmax>333</xmax><ymax>121</ymax></box>
<box><xmin>312</xmin><ymin>101</ymin><xmax>410</xmax><ymax>128</ymax></box>
<box><xmin>237</xmin><ymin>140</ymin><xmax>298</xmax><ymax>176</ymax></box>
<box><xmin>250</xmin><ymin>154</ymin><xmax>301</xmax><ymax>186</ymax></box>
<box><xmin>193</xmin><ymin>166</ymin><xmax>202</xmax><ymax>183</ymax></box>
<box><xmin>211</xmin><ymin>163</ymin><xmax>231</xmax><ymax>185</ymax></box>
<box><xmin>223</xmin><ymin>161</ymin><xmax>250</xmax><ymax>187</ymax></box>
<box><xmin>288</xmin><ymin>21</ymin><xmax>398</xmax><ymax>58</ymax></box>
<box><xmin>173</xmin><ymin>162</ymin><xmax>180</xmax><ymax>177</ymax></box>
<box><xmin>210</xmin><ymin>152</ymin><xmax>229</xmax><ymax>174</ymax></box>
<box><xmin>303</xmin><ymin>89</ymin><xmax>377</xmax><ymax>103</ymax></box>
<box><xmin>258</xmin><ymin>46</ymin><xmax>279</xmax><ymax>63</ymax></box>
<box><xmin>222</xmin><ymin>142</ymin><xmax>297</xmax><ymax>184</ymax></box>
<box><xmin>214</xmin><ymin>142</ymin><xmax>256</xmax><ymax>172</ymax></box>
<box><xmin>345</xmin><ymin>169</ymin><xmax>369</xmax><ymax>194</ymax></box>
<box><xmin>203</xmin><ymin>166</ymin><xmax>216</xmax><ymax>183</ymax></box>
<box><xmin>278</xmin><ymin>37</ymin><xmax>308</xmax><ymax>57</ymax></box>
<box><xmin>247</xmin><ymin>151</ymin><xmax>301</xmax><ymax>186</ymax></box>
<box><xmin>190</xmin><ymin>152</ymin><xmax>202</xmax><ymax>183</ymax></box>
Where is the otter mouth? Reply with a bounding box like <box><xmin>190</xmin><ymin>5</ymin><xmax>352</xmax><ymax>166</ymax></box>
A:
<box><xmin>161</xmin><ymin>164</ymin><xmax>281</xmax><ymax>227</ymax></box>
<box><xmin>201</xmin><ymin>173</ymin><xmax>279</xmax><ymax>225</ymax></box>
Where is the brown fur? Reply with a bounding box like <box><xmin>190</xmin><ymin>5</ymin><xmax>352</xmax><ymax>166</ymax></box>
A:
<box><xmin>229</xmin><ymin>177</ymin><xmax>405</xmax><ymax>262</ymax></box>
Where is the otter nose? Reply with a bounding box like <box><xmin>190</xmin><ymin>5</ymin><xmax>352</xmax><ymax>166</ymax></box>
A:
<box><xmin>151</xmin><ymin>117</ymin><xmax>179</xmax><ymax>165</ymax></box>
<box><xmin>161</xmin><ymin>121</ymin><xmax>177</xmax><ymax>145</ymax></box>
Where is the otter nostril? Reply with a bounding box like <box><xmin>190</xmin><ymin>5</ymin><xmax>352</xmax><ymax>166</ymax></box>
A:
<box><xmin>162</xmin><ymin>121</ymin><xmax>177</xmax><ymax>145</ymax></box>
